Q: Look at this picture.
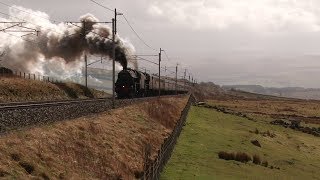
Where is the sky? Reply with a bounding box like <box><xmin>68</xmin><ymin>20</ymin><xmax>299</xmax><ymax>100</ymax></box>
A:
<box><xmin>1</xmin><ymin>0</ymin><xmax>320</xmax><ymax>88</ymax></box>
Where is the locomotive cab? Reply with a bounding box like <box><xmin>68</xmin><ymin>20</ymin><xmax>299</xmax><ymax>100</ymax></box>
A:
<box><xmin>115</xmin><ymin>69</ymin><xmax>137</xmax><ymax>98</ymax></box>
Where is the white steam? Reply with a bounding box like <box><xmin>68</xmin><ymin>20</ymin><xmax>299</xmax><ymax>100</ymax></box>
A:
<box><xmin>0</xmin><ymin>6</ymin><xmax>135</xmax><ymax>78</ymax></box>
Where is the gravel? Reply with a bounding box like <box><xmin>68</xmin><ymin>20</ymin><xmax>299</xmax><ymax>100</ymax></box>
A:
<box><xmin>0</xmin><ymin>96</ymin><xmax>185</xmax><ymax>134</ymax></box>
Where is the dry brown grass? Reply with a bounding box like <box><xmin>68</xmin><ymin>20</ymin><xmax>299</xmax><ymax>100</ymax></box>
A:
<box><xmin>0</xmin><ymin>96</ymin><xmax>188</xmax><ymax>179</ymax></box>
<box><xmin>209</xmin><ymin>99</ymin><xmax>320</xmax><ymax>117</ymax></box>
<box><xmin>209</xmin><ymin>99</ymin><xmax>320</xmax><ymax>125</ymax></box>
<box><xmin>0</xmin><ymin>77</ymin><xmax>107</xmax><ymax>102</ymax></box>
<box><xmin>144</xmin><ymin>97</ymin><xmax>187</xmax><ymax>129</ymax></box>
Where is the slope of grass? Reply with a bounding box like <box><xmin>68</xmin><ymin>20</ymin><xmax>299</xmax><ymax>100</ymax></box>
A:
<box><xmin>0</xmin><ymin>96</ymin><xmax>188</xmax><ymax>179</ymax></box>
<box><xmin>161</xmin><ymin>106</ymin><xmax>320</xmax><ymax>180</ymax></box>
<box><xmin>0</xmin><ymin>77</ymin><xmax>107</xmax><ymax>102</ymax></box>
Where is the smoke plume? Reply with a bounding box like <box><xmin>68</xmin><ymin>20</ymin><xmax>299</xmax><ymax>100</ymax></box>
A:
<box><xmin>0</xmin><ymin>6</ymin><xmax>135</xmax><ymax>78</ymax></box>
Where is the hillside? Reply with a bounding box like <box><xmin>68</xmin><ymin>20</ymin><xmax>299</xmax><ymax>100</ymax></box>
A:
<box><xmin>223</xmin><ymin>84</ymin><xmax>320</xmax><ymax>100</ymax></box>
<box><xmin>0</xmin><ymin>77</ymin><xmax>107</xmax><ymax>103</ymax></box>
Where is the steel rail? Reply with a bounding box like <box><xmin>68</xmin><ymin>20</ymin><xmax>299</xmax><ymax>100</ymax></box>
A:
<box><xmin>0</xmin><ymin>98</ymin><xmax>110</xmax><ymax>110</ymax></box>
<box><xmin>0</xmin><ymin>94</ymin><xmax>188</xmax><ymax>110</ymax></box>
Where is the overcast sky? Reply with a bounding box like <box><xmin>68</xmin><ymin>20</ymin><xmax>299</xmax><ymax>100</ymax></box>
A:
<box><xmin>2</xmin><ymin>0</ymin><xmax>320</xmax><ymax>88</ymax></box>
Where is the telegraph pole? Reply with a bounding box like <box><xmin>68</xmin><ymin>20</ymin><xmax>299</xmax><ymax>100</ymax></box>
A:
<box><xmin>184</xmin><ymin>69</ymin><xmax>187</xmax><ymax>90</ymax></box>
<box><xmin>111</xmin><ymin>9</ymin><xmax>124</xmax><ymax>108</ymax></box>
<box><xmin>164</xmin><ymin>66</ymin><xmax>167</xmax><ymax>91</ymax></box>
<box><xmin>81</xmin><ymin>21</ymin><xmax>88</xmax><ymax>88</ymax></box>
<box><xmin>158</xmin><ymin>48</ymin><xmax>162</xmax><ymax>97</ymax></box>
<box><xmin>112</xmin><ymin>17</ymin><xmax>116</xmax><ymax>108</ymax></box>
<box><xmin>85</xmin><ymin>54</ymin><xmax>88</xmax><ymax>87</ymax></box>
<box><xmin>175</xmin><ymin>64</ymin><xmax>178</xmax><ymax>95</ymax></box>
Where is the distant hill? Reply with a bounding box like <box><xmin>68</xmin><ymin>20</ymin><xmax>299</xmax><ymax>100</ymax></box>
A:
<box><xmin>222</xmin><ymin>85</ymin><xmax>320</xmax><ymax>100</ymax></box>
<box><xmin>193</xmin><ymin>82</ymin><xmax>227</xmax><ymax>101</ymax></box>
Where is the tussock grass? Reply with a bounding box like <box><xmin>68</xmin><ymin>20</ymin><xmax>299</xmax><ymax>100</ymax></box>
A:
<box><xmin>144</xmin><ymin>98</ymin><xmax>183</xmax><ymax>129</ymax></box>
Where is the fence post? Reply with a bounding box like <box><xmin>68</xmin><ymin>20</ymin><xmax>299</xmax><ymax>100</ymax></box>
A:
<box><xmin>141</xmin><ymin>95</ymin><xmax>194</xmax><ymax>180</ymax></box>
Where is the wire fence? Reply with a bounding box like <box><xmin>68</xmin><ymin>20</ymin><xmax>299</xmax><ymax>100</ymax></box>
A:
<box><xmin>0</xmin><ymin>68</ymin><xmax>63</xmax><ymax>83</ymax></box>
<box><xmin>143</xmin><ymin>94</ymin><xmax>195</xmax><ymax>180</ymax></box>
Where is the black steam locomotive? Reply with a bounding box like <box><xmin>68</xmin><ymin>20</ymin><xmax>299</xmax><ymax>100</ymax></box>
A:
<box><xmin>115</xmin><ymin>68</ymin><xmax>189</xmax><ymax>98</ymax></box>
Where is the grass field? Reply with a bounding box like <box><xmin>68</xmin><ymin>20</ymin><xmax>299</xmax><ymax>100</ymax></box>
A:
<box><xmin>161</xmin><ymin>106</ymin><xmax>320</xmax><ymax>180</ymax></box>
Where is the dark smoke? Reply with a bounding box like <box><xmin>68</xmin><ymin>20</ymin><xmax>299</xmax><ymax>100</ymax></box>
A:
<box><xmin>37</xmin><ymin>14</ymin><xmax>130</xmax><ymax>69</ymax></box>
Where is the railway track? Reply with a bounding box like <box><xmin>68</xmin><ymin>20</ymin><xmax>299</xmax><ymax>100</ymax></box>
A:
<box><xmin>0</xmin><ymin>94</ymin><xmax>187</xmax><ymax>110</ymax></box>
<box><xmin>0</xmin><ymin>98</ymin><xmax>110</xmax><ymax>110</ymax></box>
<box><xmin>0</xmin><ymin>94</ymin><xmax>188</xmax><ymax>134</ymax></box>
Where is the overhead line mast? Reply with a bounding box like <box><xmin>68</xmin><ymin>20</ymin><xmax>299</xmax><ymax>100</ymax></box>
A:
<box><xmin>112</xmin><ymin>9</ymin><xmax>123</xmax><ymax>108</ymax></box>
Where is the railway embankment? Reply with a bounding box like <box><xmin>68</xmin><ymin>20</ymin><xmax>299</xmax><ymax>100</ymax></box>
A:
<box><xmin>0</xmin><ymin>95</ymin><xmax>187</xmax><ymax>134</ymax></box>
<box><xmin>0</xmin><ymin>95</ymin><xmax>189</xmax><ymax>179</ymax></box>
<box><xmin>0</xmin><ymin>77</ymin><xmax>106</xmax><ymax>103</ymax></box>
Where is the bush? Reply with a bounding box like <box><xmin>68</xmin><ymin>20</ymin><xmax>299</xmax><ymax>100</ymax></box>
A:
<box><xmin>252</xmin><ymin>154</ymin><xmax>261</xmax><ymax>165</ymax></box>
<box><xmin>235</xmin><ymin>152</ymin><xmax>252</xmax><ymax>163</ymax></box>
<box><xmin>218</xmin><ymin>151</ymin><xmax>235</xmax><ymax>160</ymax></box>
<box><xmin>261</xmin><ymin>161</ymin><xmax>268</xmax><ymax>167</ymax></box>
<box><xmin>254</xmin><ymin>128</ymin><xmax>259</xmax><ymax>134</ymax></box>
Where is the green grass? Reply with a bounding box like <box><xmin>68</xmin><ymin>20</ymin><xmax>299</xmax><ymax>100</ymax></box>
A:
<box><xmin>161</xmin><ymin>106</ymin><xmax>320</xmax><ymax>180</ymax></box>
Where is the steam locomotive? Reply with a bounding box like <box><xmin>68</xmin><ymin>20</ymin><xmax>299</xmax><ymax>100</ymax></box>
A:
<box><xmin>115</xmin><ymin>68</ymin><xmax>189</xmax><ymax>98</ymax></box>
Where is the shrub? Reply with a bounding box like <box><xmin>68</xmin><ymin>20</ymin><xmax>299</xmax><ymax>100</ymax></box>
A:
<box><xmin>218</xmin><ymin>151</ymin><xmax>235</xmax><ymax>160</ymax></box>
<box><xmin>252</xmin><ymin>154</ymin><xmax>261</xmax><ymax>165</ymax></box>
<box><xmin>254</xmin><ymin>128</ymin><xmax>259</xmax><ymax>134</ymax></box>
<box><xmin>261</xmin><ymin>161</ymin><xmax>268</xmax><ymax>167</ymax></box>
<box><xmin>235</xmin><ymin>152</ymin><xmax>252</xmax><ymax>163</ymax></box>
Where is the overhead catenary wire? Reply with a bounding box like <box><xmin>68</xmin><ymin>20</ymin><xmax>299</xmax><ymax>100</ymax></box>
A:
<box><xmin>88</xmin><ymin>0</ymin><xmax>183</xmax><ymax>82</ymax></box>
<box><xmin>88</xmin><ymin>0</ymin><xmax>158</xmax><ymax>52</ymax></box>
<box><xmin>0</xmin><ymin>10</ymin><xmax>65</xmax><ymax>36</ymax></box>
<box><xmin>89</xmin><ymin>0</ymin><xmax>115</xmax><ymax>12</ymax></box>
<box><xmin>0</xmin><ymin>1</ymin><xmax>196</xmax><ymax>83</ymax></box>
<box><xmin>134</xmin><ymin>56</ymin><xmax>158</xmax><ymax>65</ymax></box>
<box><xmin>122</xmin><ymin>14</ymin><xmax>157</xmax><ymax>52</ymax></box>
<box><xmin>163</xmin><ymin>50</ymin><xmax>171</xmax><ymax>61</ymax></box>
<box><xmin>0</xmin><ymin>1</ymin><xmax>60</xmax><ymax>23</ymax></box>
